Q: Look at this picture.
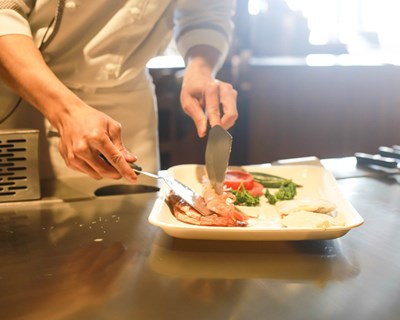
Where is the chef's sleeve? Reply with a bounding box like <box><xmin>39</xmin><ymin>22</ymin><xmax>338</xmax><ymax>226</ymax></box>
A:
<box><xmin>0</xmin><ymin>0</ymin><xmax>33</xmax><ymax>37</ymax></box>
<box><xmin>174</xmin><ymin>0</ymin><xmax>235</xmax><ymax>67</ymax></box>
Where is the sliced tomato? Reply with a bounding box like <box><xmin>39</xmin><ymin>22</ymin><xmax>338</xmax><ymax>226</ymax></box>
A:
<box><xmin>224</xmin><ymin>170</ymin><xmax>254</xmax><ymax>190</ymax></box>
<box><xmin>247</xmin><ymin>181</ymin><xmax>264</xmax><ymax>197</ymax></box>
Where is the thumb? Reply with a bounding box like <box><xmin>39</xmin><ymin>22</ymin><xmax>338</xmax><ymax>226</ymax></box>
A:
<box><xmin>107</xmin><ymin>120</ymin><xmax>136</xmax><ymax>162</ymax></box>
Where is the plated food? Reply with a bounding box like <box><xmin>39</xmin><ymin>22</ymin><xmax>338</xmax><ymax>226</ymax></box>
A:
<box><xmin>148</xmin><ymin>164</ymin><xmax>364</xmax><ymax>240</ymax></box>
<box><xmin>166</xmin><ymin>168</ymin><xmax>344</xmax><ymax>229</ymax></box>
<box><xmin>167</xmin><ymin>183</ymin><xmax>248</xmax><ymax>227</ymax></box>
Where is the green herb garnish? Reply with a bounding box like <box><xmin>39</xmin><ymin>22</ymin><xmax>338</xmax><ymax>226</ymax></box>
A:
<box><xmin>265</xmin><ymin>181</ymin><xmax>298</xmax><ymax>204</ymax></box>
<box><xmin>230</xmin><ymin>184</ymin><xmax>260</xmax><ymax>206</ymax></box>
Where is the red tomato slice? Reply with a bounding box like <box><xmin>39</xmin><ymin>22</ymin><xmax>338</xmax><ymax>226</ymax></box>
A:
<box><xmin>247</xmin><ymin>181</ymin><xmax>264</xmax><ymax>197</ymax></box>
<box><xmin>224</xmin><ymin>170</ymin><xmax>254</xmax><ymax>190</ymax></box>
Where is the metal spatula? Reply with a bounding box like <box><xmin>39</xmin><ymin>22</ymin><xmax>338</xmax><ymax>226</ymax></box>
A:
<box><xmin>100</xmin><ymin>154</ymin><xmax>211</xmax><ymax>215</ymax></box>
<box><xmin>130</xmin><ymin>163</ymin><xmax>212</xmax><ymax>215</ymax></box>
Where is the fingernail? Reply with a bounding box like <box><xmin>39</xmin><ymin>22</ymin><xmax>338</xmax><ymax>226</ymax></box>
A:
<box><xmin>198</xmin><ymin>127</ymin><xmax>206</xmax><ymax>138</ymax></box>
<box><xmin>127</xmin><ymin>174</ymin><xmax>137</xmax><ymax>182</ymax></box>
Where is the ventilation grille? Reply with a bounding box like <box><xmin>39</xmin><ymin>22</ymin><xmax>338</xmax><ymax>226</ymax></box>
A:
<box><xmin>0</xmin><ymin>130</ymin><xmax>41</xmax><ymax>202</ymax></box>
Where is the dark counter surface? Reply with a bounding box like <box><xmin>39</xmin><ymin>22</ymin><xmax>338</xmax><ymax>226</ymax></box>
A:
<box><xmin>0</xmin><ymin>158</ymin><xmax>399</xmax><ymax>320</ymax></box>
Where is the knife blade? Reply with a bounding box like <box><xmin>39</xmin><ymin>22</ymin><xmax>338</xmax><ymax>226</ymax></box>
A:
<box><xmin>205</xmin><ymin>125</ymin><xmax>233</xmax><ymax>194</ymax></box>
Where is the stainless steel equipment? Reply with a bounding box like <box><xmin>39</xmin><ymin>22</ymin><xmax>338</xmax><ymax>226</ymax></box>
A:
<box><xmin>0</xmin><ymin>129</ymin><xmax>41</xmax><ymax>202</ymax></box>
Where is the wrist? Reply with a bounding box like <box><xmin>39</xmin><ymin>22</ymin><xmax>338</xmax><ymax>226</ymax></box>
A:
<box><xmin>185</xmin><ymin>45</ymin><xmax>222</xmax><ymax>77</ymax></box>
<box><xmin>35</xmin><ymin>84</ymin><xmax>86</xmax><ymax>130</ymax></box>
<box><xmin>185</xmin><ymin>57</ymin><xmax>216</xmax><ymax>84</ymax></box>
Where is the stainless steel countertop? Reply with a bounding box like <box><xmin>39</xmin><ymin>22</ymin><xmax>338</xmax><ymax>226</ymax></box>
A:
<box><xmin>0</xmin><ymin>158</ymin><xmax>399</xmax><ymax>320</ymax></box>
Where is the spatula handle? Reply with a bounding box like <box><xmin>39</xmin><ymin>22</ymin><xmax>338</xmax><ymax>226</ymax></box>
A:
<box><xmin>128</xmin><ymin>163</ymin><xmax>161</xmax><ymax>180</ymax></box>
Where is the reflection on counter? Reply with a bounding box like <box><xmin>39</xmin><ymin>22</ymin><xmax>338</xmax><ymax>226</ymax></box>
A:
<box><xmin>0</xmin><ymin>196</ymin><xmax>154</xmax><ymax>320</ymax></box>
<box><xmin>149</xmin><ymin>232</ymin><xmax>360</xmax><ymax>285</ymax></box>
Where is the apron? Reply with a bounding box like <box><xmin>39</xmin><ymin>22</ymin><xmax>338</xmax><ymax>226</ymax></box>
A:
<box><xmin>1</xmin><ymin>0</ymin><xmax>176</xmax><ymax>178</ymax></box>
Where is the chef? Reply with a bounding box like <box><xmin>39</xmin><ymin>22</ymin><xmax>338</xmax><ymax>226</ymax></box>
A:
<box><xmin>0</xmin><ymin>0</ymin><xmax>238</xmax><ymax>182</ymax></box>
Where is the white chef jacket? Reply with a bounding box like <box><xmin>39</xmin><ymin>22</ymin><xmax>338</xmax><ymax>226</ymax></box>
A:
<box><xmin>0</xmin><ymin>0</ymin><xmax>235</xmax><ymax>179</ymax></box>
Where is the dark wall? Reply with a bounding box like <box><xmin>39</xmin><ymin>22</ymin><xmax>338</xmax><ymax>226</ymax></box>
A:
<box><xmin>243</xmin><ymin>63</ymin><xmax>400</xmax><ymax>164</ymax></box>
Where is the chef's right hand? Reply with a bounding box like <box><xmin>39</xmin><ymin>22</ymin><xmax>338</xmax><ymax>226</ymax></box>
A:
<box><xmin>53</xmin><ymin>102</ymin><xmax>138</xmax><ymax>182</ymax></box>
<box><xmin>0</xmin><ymin>35</ymin><xmax>138</xmax><ymax>182</ymax></box>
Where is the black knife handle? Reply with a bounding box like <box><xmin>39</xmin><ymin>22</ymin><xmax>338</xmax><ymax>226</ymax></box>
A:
<box><xmin>378</xmin><ymin>146</ymin><xmax>400</xmax><ymax>160</ymax></box>
<box><xmin>129</xmin><ymin>162</ymin><xmax>142</xmax><ymax>173</ymax></box>
<box><xmin>355</xmin><ymin>152</ymin><xmax>398</xmax><ymax>168</ymax></box>
<box><xmin>100</xmin><ymin>153</ymin><xmax>142</xmax><ymax>174</ymax></box>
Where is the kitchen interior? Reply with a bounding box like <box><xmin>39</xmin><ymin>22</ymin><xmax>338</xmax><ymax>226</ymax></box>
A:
<box><xmin>152</xmin><ymin>0</ymin><xmax>400</xmax><ymax>169</ymax></box>
<box><xmin>1</xmin><ymin>1</ymin><xmax>400</xmax><ymax>319</ymax></box>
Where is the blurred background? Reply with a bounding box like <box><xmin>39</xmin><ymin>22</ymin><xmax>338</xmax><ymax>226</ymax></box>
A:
<box><xmin>150</xmin><ymin>0</ymin><xmax>400</xmax><ymax>169</ymax></box>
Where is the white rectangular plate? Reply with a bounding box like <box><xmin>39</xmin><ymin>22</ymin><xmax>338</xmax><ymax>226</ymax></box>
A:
<box><xmin>148</xmin><ymin>164</ymin><xmax>364</xmax><ymax>240</ymax></box>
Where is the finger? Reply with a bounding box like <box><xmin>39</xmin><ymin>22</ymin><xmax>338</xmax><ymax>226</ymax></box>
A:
<box><xmin>59</xmin><ymin>142</ymin><xmax>102</xmax><ymax>179</ymax></box>
<box><xmin>204</xmin><ymin>82</ymin><xmax>222</xmax><ymax>128</ymax></box>
<box><xmin>107</xmin><ymin>122</ymin><xmax>137</xmax><ymax>163</ymax></box>
<box><xmin>70</xmin><ymin>159</ymin><xmax>103</xmax><ymax>180</ymax></box>
<box><xmin>97</xmin><ymin>141</ymin><xmax>138</xmax><ymax>182</ymax></box>
<box><xmin>70</xmin><ymin>142</ymin><xmax>123</xmax><ymax>180</ymax></box>
<box><xmin>64</xmin><ymin>128</ymin><xmax>135</xmax><ymax>181</ymax></box>
<box><xmin>181</xmin><ymin>91</ymin><xmax>208</xmax><ymax>137</ymax></box>
<box><xmin>219</xmin><ymin>83</ymin><xmax>238</xmax><ymax>129</ymax></box>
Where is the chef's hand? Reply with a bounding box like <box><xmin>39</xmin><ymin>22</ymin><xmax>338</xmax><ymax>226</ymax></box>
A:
<box><xmin>54</xmin><ymin>102</ymin><xmax>138</xmax><ymax>181</ymax></box>
<box><xmin>180</xmin><ymin>46</ymin><xmax>238</xmax><ymax>138</ymax></box>
<box><xmin>0</xmin><ymin>35</ymin><xmax>138</xmax><ymax>182</ymax></box>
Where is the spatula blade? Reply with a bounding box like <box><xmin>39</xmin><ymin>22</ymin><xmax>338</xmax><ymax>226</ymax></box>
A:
<box><xmin>163</xmin><ymin>177</ymin><xmax>212</xmax><ymax>215</ymax></box>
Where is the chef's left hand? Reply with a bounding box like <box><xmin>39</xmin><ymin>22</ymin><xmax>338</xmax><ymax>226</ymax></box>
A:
<box><xmin>180</xmin><ymin>56</ymin><xmax>238</xmax><ymax>138</ymax></box>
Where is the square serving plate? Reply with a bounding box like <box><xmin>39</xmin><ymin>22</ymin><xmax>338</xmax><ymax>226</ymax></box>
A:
<box><xmin>148</xmin><ymin>164</ymin><xmax>364</xmax><ymax>241</ymax></box>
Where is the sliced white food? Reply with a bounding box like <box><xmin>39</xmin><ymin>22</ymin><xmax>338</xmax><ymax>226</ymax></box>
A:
<box><xmin>281</xmin><ymin>210</ymin><xmax>344</xmax><ymax>228</ymax></box>
<box><xmin>276</xmin><ymin>198</ymin><xmax>336</xmax><ymax>215</ymax></box>
<box><xmin>236</xmin><ymin>206</ymin><xmax>263</xmax><ymax>218</ymax></box>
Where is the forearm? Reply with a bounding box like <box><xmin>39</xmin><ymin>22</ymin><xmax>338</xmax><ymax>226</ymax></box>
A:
<box><xmin>174</xmin><ymin>0</ymin><xmax>235</xmax><ymax>74</ymax></box>
<box><xmin>0</xmin><ymin>34</ymin><xmax>84</xmax><ymax>128</ymax></box>
<box><xmin>0</xmin><ymin>34</ymin><xmax>138</xmax><ymax>181</ymax></box>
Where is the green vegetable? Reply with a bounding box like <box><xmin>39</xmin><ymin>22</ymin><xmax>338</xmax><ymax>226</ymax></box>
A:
<box><xmin>265</xmin><ymin>189</ymin><xmax>277</xmax><ymax>205</ymax></box>
<box><xmin>229</xmin><ymin>172</ymin><xmax>300</xmax><ymax>206</ymax></box>
<box><xmin>265</xmin><ymin>181</ymin><xmax>298</xmax><ymax>205</ymax></box>
<box><xmin>250</xmin><ymin>171</ymin><xmax>302</xmax><ymax>188</ymax></box>
<box><xmin>230</xmin><ymin>184</ymin><xmax>260</xmax><ymax>206</ymax></box>
<box><xmin>275</xmin><ymin>181</ymin><xmax>297</xmax><ymax>200</ymax></box>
